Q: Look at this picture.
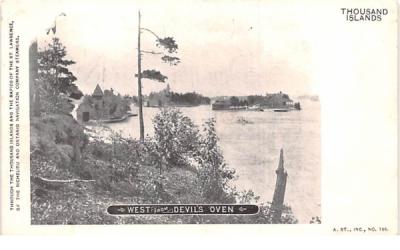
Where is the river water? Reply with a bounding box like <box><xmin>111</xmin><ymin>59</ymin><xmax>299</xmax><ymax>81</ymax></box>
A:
<box><xmin>103</xmin><ymin>101</ymin><xmax>320</xmax><ymax>223</ymax></box>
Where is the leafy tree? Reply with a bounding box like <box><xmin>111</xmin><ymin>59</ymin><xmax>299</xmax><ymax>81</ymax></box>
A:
<box><xmin>229</xmin><ymin>96</ymin><xmax>240</xmax><ymax>106</ymax></box>
<box><xmin>33</xmin><ymin>37</ymin><xmax>78</xmax><ymax>115</ymax></box>
<box><xmin>38</xmin><ymin>37</ymin><xmax>77</xmax><ymax>96</ymax></box>
<box><xmin>161</xmin><ymin>55</ymin><xmax>180</xmax><ymax>66</ymax></box>
<box><xmin>156</xmin><ymin>37</ymin><xmax>178</xmax><ymax>53</ymax></box>
<box><xmin>152</xmin><ymin>108</ymin><xmax>200</xmax><ymax>172</ymax></box>
<box><xmin>139</xmin><ymin>69</ymin><xmax>168</xmax><ymax>82</ymax></box>
<box><xmin>238</xmin><ymin>100</ymin><xmax>248</xmax><ymax>106</ymax></box>
<box><xmin>247</xmin><ymin>95</ymin><xmax>264</xmax><ymax>106</ymax></box>
<box><xmin>196</xmin><ymin>118</ymin><xmax>236</xmax><ymax>202</ymax></box>
<box><xmin>168</xmin><ymin>91</ymin><xmax>210</xmax><ymax>106</ymax></box>
<box><xmin>152</xmin><ymin>110</ymin><xmax>236</xmax><ymax>202</ymax></box>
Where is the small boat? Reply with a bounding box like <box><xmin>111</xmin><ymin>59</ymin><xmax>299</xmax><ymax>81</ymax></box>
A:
<box><xmin>102</xmin><ymin>112</ymin><xmax>137</xmax><ymax>123</ymax></box>
<box><xmin>248</xmin><ymin>105</ymin><xmax>264</xmax><ymax>112</ymax></box>
<box><xmin>274</xmin><ymin>109</ymin><xmax>289</xmax><ymax>112</ymax></box>
<box><xmin>103</xmin><ymin>116</ymin><xmax>126</xmax><ymax>123</ymax></box>
<box><xmin>237</xmin><ymin>117</ymin><xmax>253</xmax><ymax>125</ymax></box>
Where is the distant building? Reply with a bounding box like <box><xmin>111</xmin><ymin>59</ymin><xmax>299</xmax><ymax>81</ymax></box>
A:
<box><xmin>77</xmin><ymin>84</ymin><xmax>103</xmax><ymax>122</ymax></box>
<box><xmin>76</xmin><ymin>102</ymin><xmax>90</xmax><ymax>122</ymax></box>
<box><xmin>262</xmin><ymin>92</ymin><xmax>293</xmax><ymax>108</ymax></box>
<box><xmin>212</xmin><ymin>100</ymin><xmax>231</xmax><ymax>110</ymax></box>
<box><xmin>93</xmin><ymin>84</ymin><xmax>104</xmax><ymax>98</ymax></box>
<box><xmin>212</xmin><ymin>92</ymin><xmax>294</xmax><ymax>110</ymax></box>
<box><xmin>76</xmin><ymin>84</ymin><xmax>129</xmax><ymax>122</ymax></box>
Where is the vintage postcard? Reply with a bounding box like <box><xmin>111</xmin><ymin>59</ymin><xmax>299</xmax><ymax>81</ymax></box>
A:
<box><xmin>0</xmin><ymin>0</ymin><xmax>397</xmax><ymax>234</ymax></box>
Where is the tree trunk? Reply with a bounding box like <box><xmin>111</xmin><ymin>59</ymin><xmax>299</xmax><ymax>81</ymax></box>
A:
<box><xmin>137</xmin><ymin>11</ymin><xmax>144</xmax><ymax>142</ymax></box>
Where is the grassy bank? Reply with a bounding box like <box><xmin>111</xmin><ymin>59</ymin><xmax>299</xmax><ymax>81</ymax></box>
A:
<box><xmin>31</xmin><ymin>108</ymin><xmax>298</xmax><ymax>224</ymax></box>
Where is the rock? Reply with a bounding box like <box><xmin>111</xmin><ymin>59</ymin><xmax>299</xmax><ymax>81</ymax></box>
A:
<box><xmin>30</xmin><ymin>113</ymin><xmax>88</xmax><ymax>168</ymax></box>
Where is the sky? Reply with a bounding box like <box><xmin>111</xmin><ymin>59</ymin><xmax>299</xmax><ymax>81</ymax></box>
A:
<box><xmin>21</xmin><ymin>0</ymin><xmax>323</xmax><ymax>97</ymax></box>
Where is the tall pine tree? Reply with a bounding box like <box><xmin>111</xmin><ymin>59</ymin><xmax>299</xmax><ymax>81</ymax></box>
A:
<box><xmin>38</xmin><ymin>37</ymin><xmax>77</xmax><ymax>96</ymax></box>
<box><xmin>36</xmin><ymin>37</ymin><xmax>79</xmax><ymax>114</ymax></box>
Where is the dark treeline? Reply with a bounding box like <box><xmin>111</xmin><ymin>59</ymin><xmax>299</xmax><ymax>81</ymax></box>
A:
<box><xmin>169</xmin><ymin>91</ymin><xmax>211</xmax><ymax>106</ymax></box>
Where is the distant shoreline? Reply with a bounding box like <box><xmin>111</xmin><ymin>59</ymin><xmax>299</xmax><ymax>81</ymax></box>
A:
<box><xmin>146</xmin><ymin>103</ymin><xmax>211</xmax><ymax>108</ymax></box>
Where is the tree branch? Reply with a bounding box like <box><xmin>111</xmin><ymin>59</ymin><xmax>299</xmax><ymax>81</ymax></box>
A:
<box><xmin>140</xmin><ymin>50</ymin><xmax>164</xmax><ymax>55</ymax></box>
<box><xmin>140</xmin><ymin>28</ymin><xmax>160</xmax><ymax>40</ymax></box>
<box><xmin>34</xmin><ymin>176</ymin><xmax>95</xmax><ymax>183</ymax></box>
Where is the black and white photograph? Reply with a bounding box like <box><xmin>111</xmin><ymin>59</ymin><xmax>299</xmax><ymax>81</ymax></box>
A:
<box><xmin>28</xmin><ymin>2</ymin><xmax>321</xmax><ymax>225</ymax></box>
<box><xmin>2</xmin><ymin>0</ymin><xmax>397</xmax><ymax>234</ymax></box>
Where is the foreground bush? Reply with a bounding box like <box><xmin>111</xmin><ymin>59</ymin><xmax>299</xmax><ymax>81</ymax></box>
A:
<box><xmin>153</xmin><ymin>108</ymin><xmax>200</xmax><ymax>171</ymax></box>
<box><xmin>153</xmin><ymin>109</ymin><xmax>236</xmax><ymax>202</ymax></box>
<box><xmin>195</xmin><ymin>118</ymin><xmax>236</xmax><ymax>203</ymax></box>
